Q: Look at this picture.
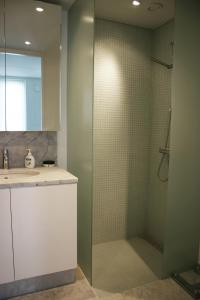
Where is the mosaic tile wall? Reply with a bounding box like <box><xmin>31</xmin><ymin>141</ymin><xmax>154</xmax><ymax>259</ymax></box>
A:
<box><xmin>146</xmin><ymin>21</ymin><xmax>174</xmax><ymax>249</ymax></box>
<box><xmin>0</xmin><ymin>132</ymin><xmax>57</xmax><ymax>168</ymax></box>
<box><xmin>93</xmin><ymin>19</ymin><xmax>152</xmax><ymax>244</ymax></box>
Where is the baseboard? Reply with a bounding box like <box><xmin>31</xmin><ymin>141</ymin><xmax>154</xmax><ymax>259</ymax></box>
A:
<box><xmin>0</xmin><ymin>269</ymin><xmax>76</xmax><ymax>300</ymax></box>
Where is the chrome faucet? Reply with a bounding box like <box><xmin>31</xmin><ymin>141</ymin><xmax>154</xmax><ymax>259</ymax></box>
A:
<box><xmin>3</xmin><ymin>149</ymin><xmax>9</xmax><ymax>169</ymax></box>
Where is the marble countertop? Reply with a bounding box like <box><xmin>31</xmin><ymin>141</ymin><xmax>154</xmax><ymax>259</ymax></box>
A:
<box><xmin>0</xmin><ymin>167</ymin><xmax>78</xmax><ymax>189</ymax></box>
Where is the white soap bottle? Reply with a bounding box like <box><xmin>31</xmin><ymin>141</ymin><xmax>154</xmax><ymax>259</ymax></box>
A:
<box><xmin>25</xmin><ymin>149</ymin><xmax>36</xmax><ymax>169</ymax></box>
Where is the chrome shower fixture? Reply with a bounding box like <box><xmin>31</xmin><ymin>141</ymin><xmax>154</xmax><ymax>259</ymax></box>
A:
<box><xmin>151</xmin><ymin>57</ymin><xmax>173</xmax><ymax>69</ymax></box>
<box><xmin>157</xmin><ymin>108</ymin><xmax>172</xmax><ymax>182</ymax></box>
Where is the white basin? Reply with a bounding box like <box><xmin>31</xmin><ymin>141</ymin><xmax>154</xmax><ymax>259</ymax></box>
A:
<box><xmin>0</xmin><ymin>169</ymin><xmax>40</xmax><ymax>180</ymax></box>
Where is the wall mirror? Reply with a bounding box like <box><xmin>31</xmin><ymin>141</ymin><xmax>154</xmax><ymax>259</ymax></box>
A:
<box><xmin>0</xmin><ymin>0</ymin><xmax>61</xmax><ymax>131</ymax></box>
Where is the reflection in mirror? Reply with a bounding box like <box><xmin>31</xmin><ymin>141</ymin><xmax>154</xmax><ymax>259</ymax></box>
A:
<box><xmin>4</xmin><ymin>0</ymin><xmax>61</xmax><ymax>131</ymax></box>
<box><xmin>6</xmin><ymin>53</ymin><xmax>42</xmax><ymax>131</ymax></box>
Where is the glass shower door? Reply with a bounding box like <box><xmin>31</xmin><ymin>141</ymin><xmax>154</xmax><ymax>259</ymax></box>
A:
<box><xmin>68</xmin><ymin>0</ymin><xmax>95</xmax><ymax>283</ymax></box>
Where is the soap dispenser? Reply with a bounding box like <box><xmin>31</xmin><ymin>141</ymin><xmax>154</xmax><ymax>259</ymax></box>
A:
<box><xmin>25</xmin><ymin>149</ymin><xmax>35</xmax><ymax>169</ymax></box>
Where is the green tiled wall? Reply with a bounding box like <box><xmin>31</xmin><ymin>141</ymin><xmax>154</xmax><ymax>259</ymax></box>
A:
<box><xmin>93</xmin><ymin>19</ymin><xmax>152</xmax><ymax>244</ymax></box>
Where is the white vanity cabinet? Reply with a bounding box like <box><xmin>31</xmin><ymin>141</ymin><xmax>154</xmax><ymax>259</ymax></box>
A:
<box><xmin>0</xmin><ymin>189</ymin><xmax>14</xmax><ymax>284</ymax></box>
<box><xmin>11</xmin><ymin>184</ymin><xmax>77</xmax><ymax>281</ymax></box>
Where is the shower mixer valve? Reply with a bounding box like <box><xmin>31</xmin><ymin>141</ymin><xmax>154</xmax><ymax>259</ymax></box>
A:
<box><xmin>159</xmin><ymin>147</ymin><xmax>170</xmax><ymax>155</ymax></box>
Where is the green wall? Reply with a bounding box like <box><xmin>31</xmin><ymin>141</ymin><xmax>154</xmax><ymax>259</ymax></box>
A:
<box><xmin>146</xmin><ymin>21</ymin><xmax>174</xmax><ymax>250</ymax></box>
<box><xmin>68</xmin><ymin>0</ymin><xmax>95</xmax><ymax>283</ymax></box>
<box><xmin>93</xmin><ymin>19</ymin><xmax>152</xmax><ymax>244</ymax></box>
<box><xmin>163</xmin><ymin>0</ymin><xmax>200</xmax><ymax>275</ymax></box>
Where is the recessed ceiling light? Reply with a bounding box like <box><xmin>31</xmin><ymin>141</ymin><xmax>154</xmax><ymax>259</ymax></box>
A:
<box><xmin>25</xmin><ymin>41</ymin><xmax>31</xmax><ymax>45</ymax></box>
<box><xmin>36</xmin><ymin>7</ymin><xmax>44</xmax><ymax>12</ymax></box>
<box><xmin>132</xmin><ymin>0</ymin><xmax>141</xmax><ymax>6</ymax></box>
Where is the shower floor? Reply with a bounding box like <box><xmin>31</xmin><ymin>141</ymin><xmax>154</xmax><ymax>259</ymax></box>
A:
<box><xmin>92</xmin><ymin>238</ymin><xmax>163</xmax><ymax>294</ymax></box>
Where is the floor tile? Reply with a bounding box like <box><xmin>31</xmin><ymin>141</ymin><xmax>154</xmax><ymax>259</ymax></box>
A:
<box><xmin>123</xmin><ymin>279</ymin><xmax>193</xmax><ymax>300</ymax></box>
<box><xmin>93</xmin><ymin>238</ymin><xmax>162</xmax><ymax>293</ymax></box>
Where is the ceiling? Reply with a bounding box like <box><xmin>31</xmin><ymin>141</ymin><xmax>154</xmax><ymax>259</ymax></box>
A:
<box><xmin>41</xmin><ymin>0</ymin><xmax>76</xmax><ymax>9</ymax></box>
<box><xmin>96</xmin><ymin>0</ymin><xmax>175</xmax><ymax>29</ymax></box>
<box><xmin>4</xmin><ymin>0</ymin><xmax>61</xmax><ymax>52</ymax></box>
<box><xmin>56</xmin><ymin>0</ymin><xmax>75</xmax><ymax>8</ymax></box>
<box><xmin>42</xmin><ymin>0</ymin><xmax>175</xmax><ymax>29</ymax></box>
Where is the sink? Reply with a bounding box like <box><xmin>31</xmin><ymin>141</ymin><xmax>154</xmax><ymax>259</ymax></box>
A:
<box><xmin>0</xmin><ymin>169</ymin><xmax>40</xmax><ymax>180</ymax></box>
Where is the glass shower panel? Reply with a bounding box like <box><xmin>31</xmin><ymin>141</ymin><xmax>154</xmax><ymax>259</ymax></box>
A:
<box><xmin>68</xmin><ymin>0</ymin><xmax>95</xmax><ymax>283</ymax></box>
<box><xmin>163</xmin><ymin>0</ymin><xmax>200</xmax><ymax>276</ymax></box>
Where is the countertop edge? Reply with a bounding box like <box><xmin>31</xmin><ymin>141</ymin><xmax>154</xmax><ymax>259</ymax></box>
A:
<box><xmin>0</xmin><ymin>179</ymin><xmax>78</xmax><ymax>189</ymax></box>
<box><xmin>0</xmin><ymin>168</ymin><xmax>78</xmax><ymax>189</ymax></box>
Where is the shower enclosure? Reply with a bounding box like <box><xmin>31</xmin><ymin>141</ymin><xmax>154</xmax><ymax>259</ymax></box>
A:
<box><xmin>68</xmin><ymin>0</ymin><xmax>200</xmax><ymax>294</ymax></box>
<box><xmin>92</xmin><ymin>16</ymin><xmax>173</xmax><ymax>293</ymax></box>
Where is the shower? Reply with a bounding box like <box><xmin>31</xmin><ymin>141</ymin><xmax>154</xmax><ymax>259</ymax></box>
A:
<box><xmin>152</xmin><ymin>41</ymin><xmax>173</xmax><ymax>182</ymax></box>
<box><xmin>157</xmin><ymin>108</ymin><xmax>172</xmax><ymax>182</ymax></box>
<box><xmin>151</xmin><ymin>57</ymin><xmax>173</xmax><ymax>69</ymax></box>
<box><xmin>67</xmin><ymin>0</ymin><xmax>200</xmax><ymax>297</ymax></box>
<box><xmin>90</xmin><ymin>17</ymin><xmax>174</xmax><ymax>293</ymax></box>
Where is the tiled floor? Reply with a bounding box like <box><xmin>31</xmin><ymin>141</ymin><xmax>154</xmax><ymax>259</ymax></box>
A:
<box><xmin>93</xmin><ymin>238</ymin><xmax>163</xmax><ymax>293</ymax></box>
<box><xmin>10</xmin><ymin>268</ymin><xmax>193</xmax><ymax>300</ymax></box>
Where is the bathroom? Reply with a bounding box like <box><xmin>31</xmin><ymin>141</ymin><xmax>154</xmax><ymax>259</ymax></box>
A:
<box><xmin>0</xmin><ymin>0</ymin><xmax>200</xmax><ymax>299</ymax></box>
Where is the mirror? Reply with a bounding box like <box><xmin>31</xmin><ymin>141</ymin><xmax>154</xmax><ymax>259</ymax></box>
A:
<box><xmin>5</xmin><ymin>53</ymin><xmax>42</xmax><ymax>131</ymax></box>
<box><xmin>0</xmin><ymin>0</ymin><xmax>61</xmax><ymax>131</ymax></box>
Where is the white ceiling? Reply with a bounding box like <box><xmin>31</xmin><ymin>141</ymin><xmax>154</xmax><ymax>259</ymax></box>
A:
<box><xmin>56</xmin><ymin>0</ymin><xmax>175</xmax><ymax>29</ymax></box>
<box><xmin>95</xmin><ymin>0</ymin><xmax>175</xmax><ymax>29</ymax></box>
<box><xmin>1</xmin><ymin>0</ymin><xmax>175</xmax><ymax>53</ymax></box>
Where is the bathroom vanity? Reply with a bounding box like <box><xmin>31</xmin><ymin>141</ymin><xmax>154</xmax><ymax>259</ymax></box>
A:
<box><xmin>0</xmin><ymin>168</ymin><xmax>78</xmax><ymax>299</ymax></box>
